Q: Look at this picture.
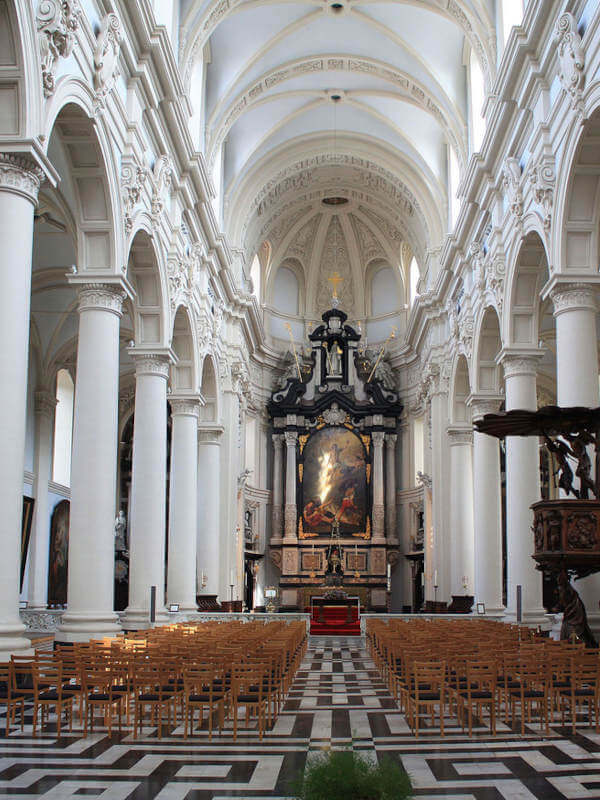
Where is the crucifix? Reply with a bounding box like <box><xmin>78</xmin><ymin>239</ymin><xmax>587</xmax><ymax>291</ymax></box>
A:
<box><xmin>327</xmin><ymin>272</ymin><xmax>343</xmax><ymax>300</ymax></box>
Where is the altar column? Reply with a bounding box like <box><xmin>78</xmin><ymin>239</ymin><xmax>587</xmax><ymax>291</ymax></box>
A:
<box><xmin>122</xmin><ymin>351</ymin><xmax>172</xmax><ymax>628</ymax></box>
<box><xmin>469</xmin><ymin>397</ymin><xmax>504</xmax><ymax>618</ymax></box>
<box><xmin>58</xmin><ymin>284</ymin><xmax>126</xmax><ymax>642</ymax></box>
<box><xmin>385</xmin><ymin>434</ymin><xmax>398</xmax><ymax>542</ymax></box>
<box><xmin>447</xmin><ymin>427</ymin><xmax>475</xmax><ymax>598</ymax></box>
<box><xmin>0</xmin><ymin>154</ymin><xmax>44</xmax><ymax>656</ymax></box>
<box><xmin>197</xmin><ymin>427</ymin><xmax>222</xmax><ymax>598</ymax></box>
<box><xmin>501</xmin><ymin>351</ymin><xmax>546</xmax><ymax>626</ymax></box>
<box><xmin>371</xmin><ymin>431</ymin><xmax>385</xmax><ymax>543</ymax></box>
<box><xmin>167</xmin><ymin>398</ymin><xmax>200</xmax><ymax>612</ymax></box>
<box><xmin>27</xmin><ymin>390</ymin><xmax>57</xmax><ymax>609</ymax></box>
<box><xmin>551</xmin><ymin>282</ymin><xmax>600</xmax><ymax>628</ymax></box>
<box><xmin>283</xmin><ymin>430</ymin><xmax>298</xmax><ymax>542</ymax></box>
<box><xmin>271</xmin><ymin>434</ymin><xmax>284</xmax><ymax>543</ymax></box>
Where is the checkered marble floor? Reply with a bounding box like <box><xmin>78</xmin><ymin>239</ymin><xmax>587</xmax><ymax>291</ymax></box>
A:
<box><xmin>2</xmin><ymin>636</ymin><xmax>600</xmax><ymax>798</ymax></box>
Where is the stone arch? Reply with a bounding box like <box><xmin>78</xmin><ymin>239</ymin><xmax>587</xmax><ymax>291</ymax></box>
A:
<box><xmin>473</xmin><ymin>305</ymin><xmax>503</xmax><ymax>395</ymax></box>
<box><xmin>170</xmin><ymin>305</ymin><xmax>198</xmax><ymax>394</ymax></box>
<box><xmin>199</xmin><ymin>354</ymin><xmax>220</xmax><ymax>423</ymax></box>
<box><xmin>554</xmin><ymin>108</ymin><xmax>600</xmax><ymax>278</ymax></box>
<box><xmin>450</xmin><ymin>354</ymin><xmax>472</xmax><ymax>424</ymax></box>
<box><xmin>504</xmin><ymin>231</ymin><xmax>550</xmax><ymax>348</ymax></box>
<box><xmin>44</xmin><ymin>99</ymin><xmax>120</xmax><ymax>274</ymax></box>
<box><xmin>126</xmin><ymin>229</ymin><xmax>169</xmax><ymax>347</ymax></box>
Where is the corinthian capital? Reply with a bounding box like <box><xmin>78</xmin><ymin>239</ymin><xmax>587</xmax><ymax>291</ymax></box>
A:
<box><xmin>284</xmin><ymin>430</ymin><xmax>298</xmax><ymax>447</ymax></box>
<box><xmin>130</xmin><ymin>351</ymin><xmax>172</xmax><ymax>379</ymax></box>
<box><xmin>77</xmin><ymin>284</ymin><xmax>126</xmax><ymax>316</ymax></box>
<box><xmin>0</xmin><ymin>154</ymin><xmax>45</xmax><ymax>204</ymax></box>
<box><xmin>551</xmin><ymin>283</ymin><xmax>596</xmax><ymax>315</ymax></box>
<box><xmin>500</xmin><ymin>350</ymin><xmax>543</xmax><ymax>380</ymax></box>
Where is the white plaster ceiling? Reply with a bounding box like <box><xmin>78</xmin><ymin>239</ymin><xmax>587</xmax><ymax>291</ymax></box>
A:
<box><xmin>180</xmin><ymin>0</ymin><xmax>497</xmax><ymax>301</ymax></box>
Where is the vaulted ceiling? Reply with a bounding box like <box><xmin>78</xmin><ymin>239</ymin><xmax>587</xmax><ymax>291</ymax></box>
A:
<box><xmin>179</xmin><ymin>0</ymin><xmax>498</xmax><ymax>318</ymax></box>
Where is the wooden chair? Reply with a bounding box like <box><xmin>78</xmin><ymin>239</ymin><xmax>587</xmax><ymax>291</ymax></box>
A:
<box><xmin>183</xmin><ymin>663</ymin><xmax>226</xmax><ymax>740</ymax></box>
<box><xmin>558</xmin><ymin>653</ymin><xmax>600</xmax><ymax>734</ymax></box>
<box><xmin>133</xmin><ymin>665</ymin><xmax>176</xmax><ymax>739</ymax></box>
<box><xmin>231</xmin><ymin>662</ymin><xmax>269</xmax><ymax>741</ymax></box>
<box><xmin>406</xmin><ymin>660</ymin><xmax>446</xmax><ymax>738</ymax></box>
<box><xmin>507</xmin><ymin>657</ymin><xmax>549</xmax><ymax>735</ymax></box>
<box><xmin>0</xmin><ymin>663</ymin><xmax>26</xmax><ymax>735</ymax></box>
<box><xmin>457</xmin><ymin>660</ymin><xmax>498</xmax><ymax>736</ymax></box>
<box><xmin>31</xmin><ymin>662</ymin><xmax>74</xmax><ymax>737</ymax></box>
<box><xmin>81</xmin><ymin>667</ymin><xmax>125</xmax><ymax>737</ymax></box>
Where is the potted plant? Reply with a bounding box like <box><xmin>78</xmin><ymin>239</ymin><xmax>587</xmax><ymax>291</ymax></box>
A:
<box><xmin>293</xmin><ymin>748</ymin><xmax>412</xmax><ymax>800</ymax></box>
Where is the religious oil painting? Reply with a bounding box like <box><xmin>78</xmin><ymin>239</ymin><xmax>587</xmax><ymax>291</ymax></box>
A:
<box><xmin>48</xmin><ymin>499</ymin><xmax>70</xmax><ymax>607</ymax></box>
<box><xmin>301</xmin><ymin>426</ymin><xmax>367</xmax><ymax>535</ymax></box>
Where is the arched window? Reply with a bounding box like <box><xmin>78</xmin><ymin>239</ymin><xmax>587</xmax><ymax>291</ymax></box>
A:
<box><xmin>469</xmin><ymin>49</ymin><xmax>485</xmax><ymax>152</ymax></box>
<box><xmin>273</xmin><ymin>266</ymin><xmax>299</xmax><ymax>315</ymax></box>
<box><xmin>250</xmin><ymin>253</ymin><xmax>261</xmax><ymax>300</ymax></box>
<box><xmin>53</xmin><ymin>369</ymin><xmax>73</xmax><ymax>487</ymax></box>
<box><xmin>409</xmin><ymin>257</ymin><xmax>420</xmax><ymax>307</ymax></box>
<box><xmin>448</xmin><ymin>145</ymin><xmax>461</xmax><ymax>228</ymax></box>
<box><xmin>501</xmin><ymin>0</ymin><xmax>524</xmax><ymax>49</ymax></box>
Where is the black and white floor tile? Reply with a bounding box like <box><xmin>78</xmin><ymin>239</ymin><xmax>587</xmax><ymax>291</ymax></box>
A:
<box><xmin>2</xmin><ymin>636</ymin><xmax>600</xmax><ymax>798</ymax></box>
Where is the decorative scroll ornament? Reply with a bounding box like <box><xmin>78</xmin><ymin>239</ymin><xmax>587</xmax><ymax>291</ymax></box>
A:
<box><xmin>36</xmin><ymin>0</ymin><xmax>79</xmax><ymax>98</ymax></box>
<box><xmin>502</xmin><ymin>157</ymin><xmax>523</xmax><ymax>221</ymax></box>
<box><xmin>554</xmin><ymin>12</ymin><xmax>585</xmax><ymax>108</ymax></box>
<box><xmin>150</xmin><ymin>155</ymin><xmax>173</xmax><ymax>225</ymax></box>
<box><xmin>167</xmin><ymin>257</ymin><xmax>191</xmax><ymax>314</ymax></box>
<box><xmin>470</xmin><ymin>241</ymin><xmax>485</xmax><ymax>291</ymax></box>
<box><xmin>529</xmin><ymin>157</ymin><xmax>556</xmax><ymax>231</ymax></box>
<box><xmin>321</xmin><ymin>403</ymin><xmax>347</xmax><ymax>426</ymax></box>
<box><xmin>121</xmin><ymin>161</ymin><xmax>148</xmax><ymax>236</ymax></box>
<box><xmin>486</xmin><ymin>255</ymin><xmax>506</xmax><ymax>313</ymax></box>
<box><xmin>416</xmin><ymin>471</ymin><xmax>432</xmax><ymax>489</ymax></box>
<box><xmin>93</xmin><ymin>13</ymin><xmax>122</xmax><ymax>104</ymax></box>
<box><xmin>459</xmin><ymin>313</ymin><xmax>474</xmax><ymax>358</ymax></box>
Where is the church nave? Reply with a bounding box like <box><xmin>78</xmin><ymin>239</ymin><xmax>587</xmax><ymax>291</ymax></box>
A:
<box><xmin>1</xmin><ymin>636</ymin><xmax>600</xmax><ymax>800</ymax></box>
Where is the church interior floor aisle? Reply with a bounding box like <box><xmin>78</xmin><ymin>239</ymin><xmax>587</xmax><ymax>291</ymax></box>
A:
<box><xmin>2</xmin><ymin>636</ymin><xmax>600</xmax><ymax>798</ymax></box>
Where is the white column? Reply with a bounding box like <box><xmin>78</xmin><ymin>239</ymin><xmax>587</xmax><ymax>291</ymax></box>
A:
<box><xmin>167</xmin><ymin>398</ymin><xmax>200</xmax><ymax>612</ymax></box>
<box><xmin>58</xmin><ymin>284</ymin><xmax>125</xmax><ymax>641</ymax></box>
<box><xmin>501</xmin><ymin>351</ymin><xmax>546</xmax><ymax>626</ymax></box>
<box><xmin>27</xmin><ymin>390</ymin><xmax>57</xmax><ymax>609</ymax></box>
<box><xmin>122</xmin><ymin>352</ymin><xmax>171</xmax><ymax>628</ymax></box>
<box><xmin>552</xmin><ymin>284</ymin><xmax>598</xmax><ymax>407</ymax></box>
<box><xmin>371</xmin><ymin>431</ymin><xmax>385</xmax><ymax>543</ymax></box>
<box><xmin>385</xmin><ymin>434</ymin><xmax>398</xmax><ymax>542</ymax></box>
<box><xmin>447</xmin><ymin>428</ymin><xmax>475</xmax><ymax>598</ymax></box>
<box><xmin>197</xmin><ymin>427</ymin><xmax>222</xmax><ymax>598</ymax></box>
<box><xmin>283</xmin><ymin>430</ymin><xmax>298</xmax><ymax>541</ymax></box>
<box><xmin>470</xmin><ymin>397</ymin><xmax>504</xmax><ymax>618</ymax></box>
<box><xmin>0</xmin><ymin>154</ymin><xmax>44</xmax><ymax>656</ymax></box>
<box><xmin>551</xmin><ymin>283</ymin><xmax>600</xmax><ymax>628</ymax></box>
<box><xmin>271</xmin><ymin>434</ymin><xmax>284</xmax><ymax>543</ymax></box>
<box><xmin>430</xmin><ymin>391</ymin><xmax>451</xmax><ymax>602</ymax></box>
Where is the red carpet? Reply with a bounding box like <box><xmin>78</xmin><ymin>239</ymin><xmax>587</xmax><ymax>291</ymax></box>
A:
<box><xmin>309</xmin><ymin>605</ymin><xmax>361</xmax><ymax>636</ymax></box>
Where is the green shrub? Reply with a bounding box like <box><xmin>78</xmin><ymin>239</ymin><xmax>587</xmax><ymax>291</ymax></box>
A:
<box><xmin>293</xmin><ymin>748</ymin><xmax>412</xmax><ymax>800</ymax></box>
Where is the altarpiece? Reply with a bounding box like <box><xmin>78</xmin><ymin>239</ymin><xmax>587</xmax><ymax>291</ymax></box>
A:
<box><xmin>268</xmin><ymin>307</ymin><xmax>403</xmax><ymax>611</ymax></box>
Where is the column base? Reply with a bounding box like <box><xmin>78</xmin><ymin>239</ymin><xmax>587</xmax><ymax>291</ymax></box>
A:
<box><xmin>480</xmin><ymin>606</ymin><xmax>505</xmax><ymax>621</ymax></box>
<box><xmin>120</xmin><ymin>607</ymin><xmax>170</xmax><ymax>631</ymax></box>
<box><xmin>0</xmin><ymin>621</ymin><xmax>34</xmax><ymax>660</ymax></box>
<box><xmin>56</xmin><ymin>611</ymin><xmax>122</xmax><ymax>643</ymax></box>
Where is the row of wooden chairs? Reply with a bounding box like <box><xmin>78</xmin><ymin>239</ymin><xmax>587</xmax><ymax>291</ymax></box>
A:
<box><xmin>366</xmin><ymin>618</ymin><xmax>600</xmax><ymax>738</ymax></box>
<box><xmin>0</xmin><ymin>620</ymin><xmax>307</xmax><ymax>740</ymax></box>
